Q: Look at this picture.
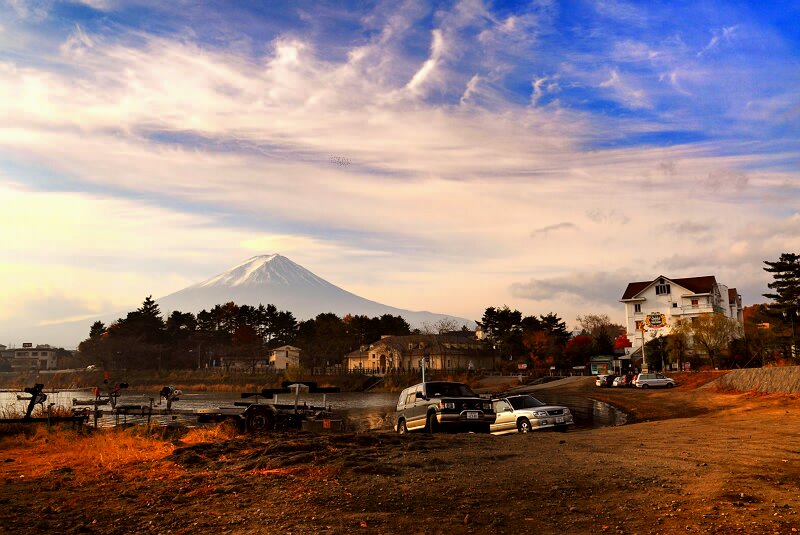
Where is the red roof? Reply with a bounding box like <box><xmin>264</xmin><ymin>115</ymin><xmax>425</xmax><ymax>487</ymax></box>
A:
<box><xmin>621</xmin><ymin>276</ymin><xmax>717</xmax><ymax>300</ymax></box>
<box><xmin>728</xmin><ymin>288</ymin><xmax>739</xmax><ymax>304</ymax></box>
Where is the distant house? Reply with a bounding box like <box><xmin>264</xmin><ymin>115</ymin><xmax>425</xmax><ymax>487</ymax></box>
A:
<box><xmin>269</xmin><ymin>345</ymin><xmax>301</xmax><ymax>370</ymax></box>
<box><xmin>620</xmin><ymin>275</ymin><xmax>743</xmax><ymax>365</ymax></box>
<box><xmin>0</xmin><ymin>345</ymin><xmax>12</xmax><ymax>371</ymax></box>
<box><xmin>12</xmin><ymin>345</ymin><xmax>58</xmax><ymax>371</ymax></box>
<box><xmin>345</xmin><ymin>332</ymin><xmax>495</xmax><ymax>374</ymax></box>
<box><xmin>221</xmin><ymin>346</ymin><xmax>302</xmax><ymax>371</ymax></box>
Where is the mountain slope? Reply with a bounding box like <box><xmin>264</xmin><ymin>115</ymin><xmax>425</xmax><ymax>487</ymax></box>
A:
<box><xmin>11</xmin><ymin>254</ymin><xmax>474</xmax><ymax>348</ymax></box>
<box><xmin>156</xmin><ymin>254</ymin><xmax>474</xmax><ymax>329</ymax></box>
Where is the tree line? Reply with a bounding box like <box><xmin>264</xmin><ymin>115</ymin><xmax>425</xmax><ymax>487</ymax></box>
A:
<box><xmin>76</xmin><ymin>252</ymin><xmax>800</xmax><ymax>372</ymax></box>
<box><xmin>78</xmin><ymin>297</ymin><xmax>417</xmax><ymax>371</ymax></box>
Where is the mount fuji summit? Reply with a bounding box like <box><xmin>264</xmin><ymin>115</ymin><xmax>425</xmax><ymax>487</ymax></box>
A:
<box><xmin>156</xmin><ymin>254</ymin><xmax>473</xmax><ymax>329</ymax></box>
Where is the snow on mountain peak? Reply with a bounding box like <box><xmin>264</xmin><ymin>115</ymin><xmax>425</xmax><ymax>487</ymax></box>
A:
<box><xmin>196</xmin><ymin>254</ymin><xmax>329</xmax><ymax>288</ymax></box>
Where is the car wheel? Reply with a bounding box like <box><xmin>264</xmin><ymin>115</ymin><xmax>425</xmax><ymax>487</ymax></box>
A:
<box><xmin>517</xmin><ymin>417</ymin><xmax>531</xmax><ymax>433</ymax></box>
<box><xmin>397</xmin><ymin>419</ymin><xmax>408</xmax><ymax>434</ymax></box>
<box><xmin>426</xmin><ymin>412</ymin><xmax>439</xmax><ymax>434</ymax></box>
<box><xmin>641</xmin><ymin>384</ymin><xmax>649</xmax><ymax>389</ymax></box>
<box><xmin>667</xmin><ymin>382</ymin><xmax>675</xmax><ymax>388</ymax></box>
<box><xmin>245</xmin><ymin>411</ymin><xmax>272</xmax><ymax>434</ymax></box>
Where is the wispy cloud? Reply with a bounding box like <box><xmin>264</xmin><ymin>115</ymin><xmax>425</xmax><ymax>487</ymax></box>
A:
<box><xmin>599</xmin><ymin>68</ymin><xmax>650</xmax><ymax>109</ymax></box>
<box><xmin>531</xmin><ymin>222</ymin><xmax>577</xmax><ymax>237</ymax></box>
<box><xmin>697</xmin><ymin>25</ymin><xmax>739</xmax><ymax>57</ymax></box>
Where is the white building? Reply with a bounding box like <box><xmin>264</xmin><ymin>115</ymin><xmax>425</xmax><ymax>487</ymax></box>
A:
<box><xmin>269</xmin><ymin>345</ymin><xmax>301</xmax><ymax>370</ymax></box>
<box><xmin>12</xmin><ymin>346</ymin><xmax>58</xmax><ymax>371</ymax></box>
<box><xmin>620</xmin><ymin>275</ymin><xmax>743</xmax><ymax>355</ymax></box>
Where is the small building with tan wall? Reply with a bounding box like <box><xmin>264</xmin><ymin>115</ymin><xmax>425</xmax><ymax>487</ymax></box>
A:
<box><xmin>345</xmin><ymin>332</ymin><xmax>495</xmax><ymax>374</ymax></box>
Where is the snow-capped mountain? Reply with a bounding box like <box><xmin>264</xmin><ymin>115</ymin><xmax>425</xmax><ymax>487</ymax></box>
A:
<box><xmin>12</xmin><ymin>254</ymin><xmax>474</xmax><ymax>348</ymax></box>
<box><xmin>156</xmin><ymin>254</ymin><xmax>473</xmax><ymax>329</ymax></box>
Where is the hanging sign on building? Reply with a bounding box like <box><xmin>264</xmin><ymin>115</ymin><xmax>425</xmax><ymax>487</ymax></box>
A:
<box><xmin>645</xmin><ymin>312</ymin><xmax>667</xmax><ymax>329</ymax></box>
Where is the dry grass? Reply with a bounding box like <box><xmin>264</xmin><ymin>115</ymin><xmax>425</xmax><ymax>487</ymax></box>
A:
<box><xmin>181</xmin><ymin>421</ymin><xmax>239</xmax><ymax>444</ymax></box>
<box><xmin>670</xmin><ymin>370</ymin><xmax>729</xmax><ymax>390</ymax></box>
<box><xmin>0</xmin><ymin>427</ymin><xmax>180</xmax><ymax>484</ymax></box>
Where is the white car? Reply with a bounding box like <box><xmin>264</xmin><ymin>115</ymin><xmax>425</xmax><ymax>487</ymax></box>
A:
<box><xmin>490</xmin><ymin>395</ymin><xmax>574</xmax><ymax>435</ymax></box>
<box><xmin>633</xmin><ymin>373</ymin><xmax>676</xmax><ymax>388</ymax></box>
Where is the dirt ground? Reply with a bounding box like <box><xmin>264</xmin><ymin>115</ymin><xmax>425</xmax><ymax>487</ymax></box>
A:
<box><xmin>1</xmin><ymin>375</ymin><xmax>799</xmax><ymax>534</ymax></box>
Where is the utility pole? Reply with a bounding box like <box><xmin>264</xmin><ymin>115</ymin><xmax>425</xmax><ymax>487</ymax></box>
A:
<box><xmin>640</xmin><ymin>324</ymin><xmax>648</xmax><ymax>373</ymax></box>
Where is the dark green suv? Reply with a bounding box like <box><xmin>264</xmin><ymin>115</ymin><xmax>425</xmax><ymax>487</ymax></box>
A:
<box><xmin>395</xmin><ymin>381</ymin><xmax>496</xmax><ymax>434</ymax></box>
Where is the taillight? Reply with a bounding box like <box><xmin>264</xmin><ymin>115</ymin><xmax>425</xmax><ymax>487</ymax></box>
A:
<box><xmin>439</xmin><ymin>401</ymin><xmax>455</xmax><ymax>409</ymax></box>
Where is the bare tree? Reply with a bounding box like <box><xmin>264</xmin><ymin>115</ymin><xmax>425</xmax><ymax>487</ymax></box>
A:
<box><xmin>689</xmin><ymin>314</ymin><xmax>743</xmax><ymax>369</ymax></box>
<box><xmin>666</xmin><ymin>319</ymin><xmax>691</xmax><ymax>371</ymax></box>
<box><xmin>576</xmin><ymin>314</ymin><xmax>625</xmax><ymax>354</ymax></box>
<box><xmin>421</xmin><ymin>317</ymin><xmax>461</xmax><ymax>335</ymax></box>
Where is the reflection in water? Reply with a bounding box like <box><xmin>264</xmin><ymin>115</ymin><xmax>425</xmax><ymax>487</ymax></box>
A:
<box><xmin>0</xmin><ymin>389</ymin><xmax>399</xmax><ymax>429</ymax></box>
<box><xmin>532</xmin><ymin>392</ymin><xmax>627</xmax><ymax>428</ymax></box>
<box><xmin>0</xmin><ymin>389</ymin><xmax>624</xmax><ymax>430</ymax></box>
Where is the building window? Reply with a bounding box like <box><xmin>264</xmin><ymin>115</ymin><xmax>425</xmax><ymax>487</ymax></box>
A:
<box><xmin>634</xmin><ymin>304</ymin><xmax>641</xmax><ymax>313</ymax></box>
<box><xmin>691</xmin><ymin>299</ymin><xmax>699</xmax><ymax>308</ymax></box>
<box><xmin>655</xmin><ymin>284</ymin><xmax>671</xmax><ymax>295</ymax></box>
<box><xmin>672</xmin><ymin>302</ymin><xmax>678</xmax><ymax>308</ymax></box>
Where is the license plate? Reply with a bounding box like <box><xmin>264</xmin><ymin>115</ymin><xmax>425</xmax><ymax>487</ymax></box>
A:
<box><xmin>556</xmin><ymin>417</ymin><xmax>564</xmax><ymax>423</ymax></box>
<box><xmin>466</xmin><ymin>411</ymin><xmax>479</xmax><ymax>419</ymax></box>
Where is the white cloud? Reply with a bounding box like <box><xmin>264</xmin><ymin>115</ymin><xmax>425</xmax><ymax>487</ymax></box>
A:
<box><xmin>406</xmin><ymin>28</ymin><xmax>445</xmax><ymax>94</ymax></box>
<box><xmin>599</xmin><ymin>68</ymin><xmax>650</xmax><ymax>109</ymax></box>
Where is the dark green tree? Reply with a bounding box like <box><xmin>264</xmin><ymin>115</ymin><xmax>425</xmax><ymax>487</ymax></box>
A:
<box><xmin>478</xmin><ymin>306</ymin><xmax>523</xmax><ymax>358</ymax></box>
<box><xmin>764</xmin><ymin>253</ymin><xmax>800</xmax><ymax>310</ymax></box>
<box><xmin>89</xmin><ymin>321</ymin><xmax>106</xmax><ymax>339</ymax></box>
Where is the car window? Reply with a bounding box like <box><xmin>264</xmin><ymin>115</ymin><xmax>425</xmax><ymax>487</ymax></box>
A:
<box><xmin>398</xmin><ymin>390</ymin><xmax>407</xmax><ymax>406</ymax></box>
<box><xmin>656</xmin><ymin>374</ymin><xmax>665</xmax><ymax>379</ymax></box>
<box><xmin>494</xmin><ymin>400</ymin><xmax>510</xmax><ymax>412</ymax></box>
<box><xmin>405</xmin><ymin>390</ymin><xmax>416</xmax><ymax>405</ymax></box>
<box><xmin>424</xmin><ymin>382</ymin><xmax>477</xmax><ymax>397</ymax></box>
<box><xmin>508</xmin><ymin>396</ymin><xmax>545</xmax><ymax>410</ymax></box>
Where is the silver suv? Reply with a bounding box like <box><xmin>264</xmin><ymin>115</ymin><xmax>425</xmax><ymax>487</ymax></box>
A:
<box><xmin>395</xmin><ymin>381</ymin><xmax>496</xmax><ymax>434</ymax></box>
<box><xmin>634</xmin><ymin>373</ymin><xmax>676</xmax><ymax>388</ymax></box>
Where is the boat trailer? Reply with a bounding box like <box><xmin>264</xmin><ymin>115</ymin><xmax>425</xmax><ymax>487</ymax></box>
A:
<box><xmin>197</xmin><ymin>381</ymin><xmax>344</xmax><ymax>433</ymax></box>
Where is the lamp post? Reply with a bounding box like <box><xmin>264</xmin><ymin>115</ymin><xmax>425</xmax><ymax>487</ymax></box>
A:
<box><xmin>784</xmin><ymin>309</ymin><xmax>798</xmax><ymax>359</ymax></box>
<box><xmin>640</xmin><ymin>324</ymin><xmax>648</xmax><ymax>373</ymax></box>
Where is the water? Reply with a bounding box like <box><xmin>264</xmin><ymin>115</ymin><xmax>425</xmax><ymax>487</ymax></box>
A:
<box><xmin>532</xmin><ymin>392</ymin><xmax>627</xmax><ymax>428</ymax></box>
<box><xmin>0</xmin><ymin>388</ymin><xmax>398</xmax><ymax>429</ymax></box>
<box><xmin>0</xmin><ymin>388</ymin><xmax>624</xmax><ymax>430</ymax></box>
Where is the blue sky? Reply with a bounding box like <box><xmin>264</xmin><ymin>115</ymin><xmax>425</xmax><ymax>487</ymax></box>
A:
<box><xmin>1</xmin><ymin>0</ymin><xmax>798</xmax><ymax>346</ymax></box>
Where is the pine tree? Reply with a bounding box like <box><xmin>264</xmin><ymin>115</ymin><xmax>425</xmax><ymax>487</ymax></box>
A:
<box><xmin>764</xmin><ymin>253</ymin><xmax>800</xmax><ymax>311</ymax></box>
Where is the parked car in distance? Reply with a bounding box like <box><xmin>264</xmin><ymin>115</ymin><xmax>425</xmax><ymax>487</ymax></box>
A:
<box><xmin>595</xmin><ymin>374</ymin><xmax>616</xmax><ymax>387</ymax></box>
<box><xmin>633</xmin><ymin>373</ymin><xmax>676</xmax><ymax>388</ymax></box>
<box><xmin>395</xmin><ymin>381</ymin><xmax>496</xmax><ymax>434</ymax></box>
<box><xmin>490</xmin><ymin>394</ymin><xmax>574</xmax><ymax>435</ymax></box>
<box><xmin>613</xmin><ymin>374</ymin><xmax>635</xmax><ymax>387</ymax></box>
